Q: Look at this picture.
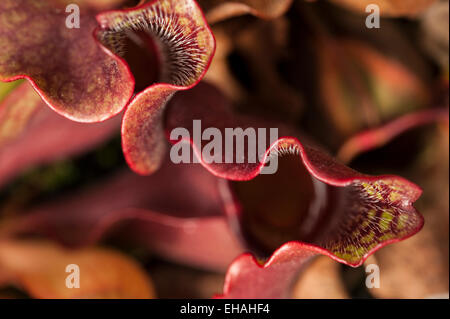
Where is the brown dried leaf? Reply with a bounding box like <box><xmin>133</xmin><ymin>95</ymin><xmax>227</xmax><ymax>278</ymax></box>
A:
<box><xmin>292</xmin><ymin>256</ymin><xmax>349</xmax><ymax>299</ymax></box>
<box><xmin>330</xmin><ymin>0</ymin><xmax>437</xmax><ymax>17</ymax></box>
<box><xmin>199</xmin><ymin>0</ymin><xmax>293</xmax><ymax>23</ymax></box>
<box><xmin>0</xmin><ymin>240</ymin><xmax>155</xmax><ymax>299</ymax></box>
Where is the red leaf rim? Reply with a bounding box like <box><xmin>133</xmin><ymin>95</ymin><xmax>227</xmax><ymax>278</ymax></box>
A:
<box><xmin>337</xmin><ymin>107</ymin><xmax>450</xmax><ymax>163</ymax></box>
<box><xmin>1</xmin><ymin>159</ymin><xmax>244</xmax><ymax>271</ymax></box>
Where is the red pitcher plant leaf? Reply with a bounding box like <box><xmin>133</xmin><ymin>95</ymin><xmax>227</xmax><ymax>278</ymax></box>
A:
<box><xmin>0</xmin><ymin>82</ymin><xmax>121</xmax><ymax>187</ymax></box>
<box><xmin>0</xmin><ymin>0</ymin><xmax>134</xmax><ymax>122</ymax></box>
<box><xmin>198</xmin><ymin>0</ymin><xmax>293</xmax><ymax>24</ymax></box>
<box><xmin>163</xmin><ymin>82</ymin><xmax>423</xmax><ymax>298</ymax></box>
<box><xmin>0</xmin><ymin>239</ymin><xmax>155</xmax><ymax>298</ymax></box>
<box><xmin>337</xmin><ymin>107</ymin><xmax>449</xmax><ymax>163</ymax></box>
<box><xmin>99</xmin><ymin>0</ymin><xmax>216</xmax><ymax>174</ymax></box>
<box><xmin>337</xmin><ymin>103</ymin><xmax>449</xmax><ymax>298</ymax></box>
<box><xmin>330</xmin><ymin>0</ymin><xmax>438</xmax><ymax>17</ymax></box>
<box><xmin>0</xmin><ymin>158</ymin><xmax>244</xmax><ymax>271</ymax></box>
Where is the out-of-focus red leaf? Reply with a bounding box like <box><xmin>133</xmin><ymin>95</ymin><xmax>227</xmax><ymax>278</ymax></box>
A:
<box><xmin>0</xmin><ymin>239</ymin><xmax>155</xmax><ymax>298</ymax></box>
<box><xmin>0</xmin><ymin>0</ymin><xmax>134</xmax><ymax>122</ymax></box>
<box><xmin>330</xmin><ymin>0</ymin><xmax>437</xmax><ymax>17</ymax></box>
<box><xmin>317</xmin><ymin>38</ymin><xmax>429</xmax><ymax>142</ymax></box>
<box><xmin>337</xmin><ymin>108</ymin><xmax>449</xmax><ymax>163</ymax></box>
<box><xmin>0</xmin><ymin>82</ymin><xmax>121</xmax><ymax>187</ymax></box>
<box><xmin>1</xmin><ymin>159</ymin><xmax>244</xmax><ymax>271</ymax></box>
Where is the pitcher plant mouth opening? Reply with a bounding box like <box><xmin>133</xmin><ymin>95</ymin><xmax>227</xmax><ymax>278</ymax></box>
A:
<box><xmin>221</xmin><ymin>148</ymin><xmax>423</xmax><ymax>267</ymax></box>
<box><xmin>227</xmin><ymin>154</ymin><xmax>335</xmax><ymax>255</ymax></box>
<box><xmin>96</xmin><ymin>1</ymin><xmax>212</xmax><ymax>91</ymax></box>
